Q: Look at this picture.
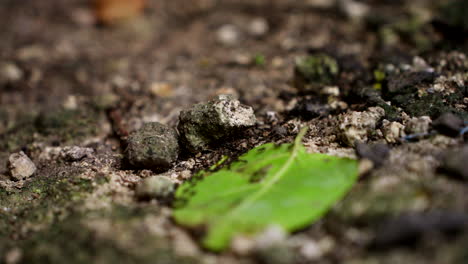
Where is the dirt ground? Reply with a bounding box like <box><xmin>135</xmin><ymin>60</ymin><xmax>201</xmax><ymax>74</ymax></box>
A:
<box><xmin>0</xmin><ymin>0</ymin><xmax>467</xmax><ymax>263</ymax></box>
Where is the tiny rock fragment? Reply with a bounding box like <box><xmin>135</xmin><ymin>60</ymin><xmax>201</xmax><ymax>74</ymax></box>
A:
<box><xmin>93</xmin><ymin>0</ymin><xmax>147</xmax><ymax>25</ymax></box>
<box><xmin>338</xmin><ymin>0</ymin><xmax>370</xmax><ymax>21</ymax></box>
<box><xmin>8</xmin><ymin>152</ymin><xmax>37</xmax><ymax>180</ymax></box>
<box><xmin>440</xmin><ymin>144</ymin><xmax>468</xmax><ymax>181</ymax></box>
<box><xmin>355</xmin><ymin>142</ymin><xmax>390</xmax><ymax>168</ymax></box>
<box><xmin>217</xmin><ymin>24</ymin><xmax>240</xmax><ymax>46</ymax></box>
<box><xmin>248</xmin><ymin>18</ymin><xmax>269</xmax><ymax>37</ymax></box>
<box><xmin>178</xmin><ymin>95</ymin><xmax>256</xmax><ymax>153</ymax></box>
<box><xmin>135</xmin><ymin>176</ymin><xmax>176</xmax><ymax>199</ymax></box>
<box><xmin>433</xmin><ymin>113</ymin><xmax>464</xmax><ymax>137</ymax></box>
<box><xmin>61</xmin><ymin>146</ymin><xmax>94</xmax><ymax>161</ymax></box>
<box><xmin>381</xmin><ymin>120</ymin><xmax>405</xmax><ymax>143</ymax></box>
<box><xmin>293</xmin><ymin>54</ymin><xmax>339</xmax><ymax>92</ymax></box>
<box><xmin>126</xmin><ymin>122</ymin><xmax>179</xmax><ymax>170</ymax></box>
<box><xmin>405</xmin><ymin>116</ymin><xmax>432</xmax><ymax>135</ymax></box>
<box><xmin>338</xmin><ymin>107</ymin><xmax>385</xmax><ymax>147</ymax></box>
<box><xmin>0</xmin><ymin>62</ymin><xmax>23</xmax><ymax>84</ymax></box>
<box><xmin>149</xmin><ymin>82</ymin><xmax>173</xmax><ymax>98</ymax></box>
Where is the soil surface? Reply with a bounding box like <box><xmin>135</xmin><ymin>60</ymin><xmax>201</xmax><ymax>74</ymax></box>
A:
<box><xmin>1</xmin><ymin>0</ymin><xmax>467</xmax><ymax>263</ymax></box>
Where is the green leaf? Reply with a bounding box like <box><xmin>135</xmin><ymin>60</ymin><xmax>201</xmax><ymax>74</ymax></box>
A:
<box><xmin>173</xmin><ymin>128</ymin><xmax>359</xmax><ymax>251</ymax></box>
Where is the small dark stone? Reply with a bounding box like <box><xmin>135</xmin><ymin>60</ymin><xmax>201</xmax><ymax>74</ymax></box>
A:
<box><xmin>372</xmin><ymin>211</ymin><xmax>468</xmax><ymax>249</ymax></box>
<box><xmin>272</xmin><ymin>126</ymin><xmax>288</xmax><ymax>138</ymax></box>
<box><xmin>126</xmin><ymin>122</ymin><xmax>179</xmax><ymax>170</ymax></box>
<box><xmin>289</xmin><ymin>98</ymin><xmax>330</xmax><ymax>120</ymax></box>
<box><xmin>440</xmin><ymin>144</ymin><xmax>468</xmax><ymax>181</ymax></box>
<box><xmin>433</xmin><ymin>113</ymin><xmax>464</xmax><ymax>137</ymax></box>
<box><xmin>355</xmin><ymin>142</ymin><xmax>390</xmax><ymax>168</ymax></box>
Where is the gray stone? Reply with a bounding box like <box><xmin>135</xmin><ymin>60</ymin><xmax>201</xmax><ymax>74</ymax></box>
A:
<box><xmin>178</xmin><ymin>95</ymin><xmax>256</xmax><ymax>152</ymax></box>
<box><xmin>8</xmin><ymin>151</ymin><xmax>36</xmax><ymax>180</ymax></box>
<box><xmin>135</xmin><ymin>176</ymin><xmax>176</xmax><ymax>199</ymax></box>
<box><xmin>61</xmin><ymin>146</ymin><xmax>94</xmax><ymax>161</ymax></box>
<box><xmin>126</xmin><ymin>122</ymin><xmax>179</xmax><ymax>170</ymax></box>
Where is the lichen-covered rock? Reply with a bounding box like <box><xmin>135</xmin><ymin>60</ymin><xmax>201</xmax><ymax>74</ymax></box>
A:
<box><xmin>135</xmin><ymin>176</ymin><xmax>176</xmax><ymax>199</ymax></box>
<box><xmin>8</xmin><ymin>151</ymin><xmax>36</xmax><ymax>180</ymax></box>
<box><xmin>178</xmin><ymin>95</ymin><xmax>256</xmax><ymax>152</ymax></box>
<box><xmin>126</xmin><ymin>122</ymin><xmax>179</xmax><ymax>170</ymax></box>
<box><xmin>338</xmin><ymin>107</ymin><xmax>385</xmax><ymax>147</ymax></box>
<box><xmin>293</xmin><ymin>54</ymin><xmax>339</xmax><ymax>92</ymax></box>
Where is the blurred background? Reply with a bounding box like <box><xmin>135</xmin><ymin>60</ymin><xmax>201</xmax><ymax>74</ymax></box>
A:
<box><xmin>1</xmin><ymin>0</ymin><xmax>466</xmax><ymax>134</ymax></box>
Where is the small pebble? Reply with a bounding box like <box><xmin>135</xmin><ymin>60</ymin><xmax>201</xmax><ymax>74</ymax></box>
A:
<box><xmin>126</xmin><ymin>122</ymin><xmax>179</xmax><ymax>170</ymax></box>
<box><xmin>149</xmin><ymin>82</ymin><xmax>173</xmax><ymax>98</ymax></box>
<box><xmin>355</xmin><ymin>142</ymin><xmax>390</xmax><ymax>168</ymax></box>
<box><xmin>135</xmin><ymin>176</ymin><xmax>176</xmax><ymax>199</ymax></box>
<box><xmin>61</xmin><ymin>146</ymin><xmax>94</xmax><ymax>161</ymax></box>
<box><xmin>338</xmin><ymin>0</ymin><xmax>370</xmax><ymax>21</ymax></box>
<box><xmin>248</xmin><ymin>18</ymin><xmax>269</xmax><ymax>37</ymax></box>
<box><xmin>8</xmin><ymin>152</ymin><xmax>37</xmax><ymax>180</ymax></box>
<box><xmin>216</xmin><ymin>24</ymin><xmax>240</xmax><ymax>46</ymax></box>
<box><xmin>0</xmin><ymin>63</ymin><xmax>23</xmax><ymax>84</ymax></box>
<box><xmin>272</xmin><ymin>126</ymin><xmax>288</xmax><ymax>138</ymax></box>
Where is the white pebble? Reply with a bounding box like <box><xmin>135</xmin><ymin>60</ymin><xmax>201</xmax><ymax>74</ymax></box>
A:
<box><xmin>8</xmin><ymin>152</ymin><xmax>36</xmax><ymax>180</ymax></box>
